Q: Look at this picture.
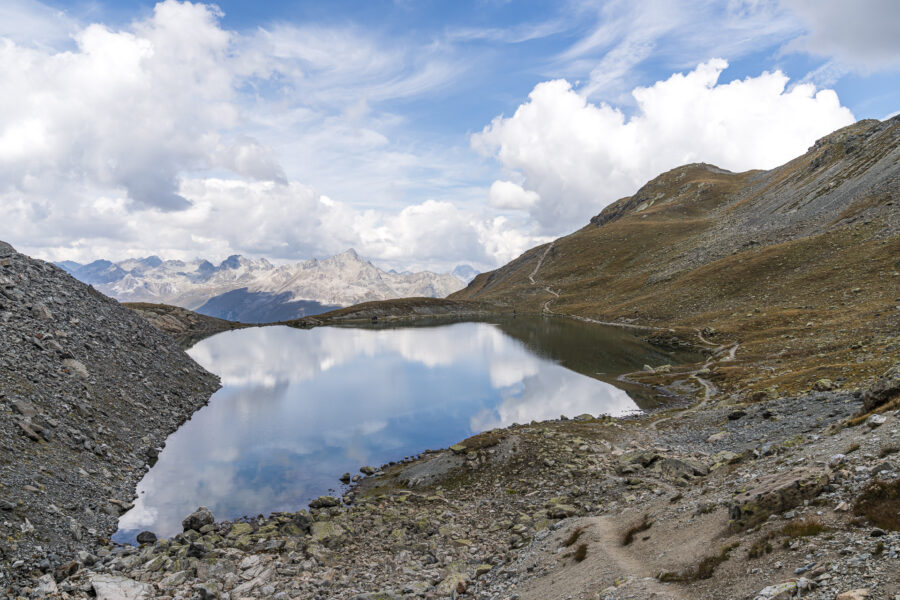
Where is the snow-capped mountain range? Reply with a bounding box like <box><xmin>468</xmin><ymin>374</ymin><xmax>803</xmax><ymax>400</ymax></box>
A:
<box><xmin>58</xmin><ymin>250</ymin><xmax>476</xmax><ymax>323</ymax></box>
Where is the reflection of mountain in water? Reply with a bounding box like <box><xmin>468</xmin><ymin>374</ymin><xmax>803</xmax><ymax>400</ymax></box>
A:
<box><xmin>494</xmin><ymin>317</ymin><xmax>695</xmax><ymax>376</ymax></box>
<box><xmin>493</xmin><ymin>317</ymin><xmax>703</xmax><ymax>409</ymax></box>
<box><xmin>196</xmin><ymin>288</ymin><xmax>339</xmax><ymax>323</ymax></box>
<box><xmin>114</xmin><ymin>318</ymin><xmax>697</xmax><ymax>542</ymax></box>
<box><xmin>338</xmin><ymin>316</ymin><xmax>702</xmax><ymax>410</ymax></box>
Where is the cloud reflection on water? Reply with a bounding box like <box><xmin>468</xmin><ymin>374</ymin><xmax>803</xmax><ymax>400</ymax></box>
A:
<box><xmin>116</xmin><ymin>322</ymin><xmax>639</xmax><ymax>541</ymax></box>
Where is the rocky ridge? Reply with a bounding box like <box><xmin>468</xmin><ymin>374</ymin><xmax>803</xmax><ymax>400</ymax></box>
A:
<box><xmin>122</xmin><ymin>303</ymin><xmax>250</xmax><ymax>348</ymax></box>
<box><xmin>0</xmin><ymin>241</ymin><xmax>220</xmax><ymax>592</ymax></box>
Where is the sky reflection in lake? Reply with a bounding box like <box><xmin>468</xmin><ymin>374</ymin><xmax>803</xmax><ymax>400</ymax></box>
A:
<box><xmin>115</xmin><ymin>320</ymin><xmax>662</xmax><ymax>541</ymax></box>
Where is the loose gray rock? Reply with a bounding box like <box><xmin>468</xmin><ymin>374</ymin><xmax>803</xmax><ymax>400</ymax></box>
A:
<box><xmin>182</xmin><ymin>507</ymin><xmax>215</xmax><ymax>532</ymax></box>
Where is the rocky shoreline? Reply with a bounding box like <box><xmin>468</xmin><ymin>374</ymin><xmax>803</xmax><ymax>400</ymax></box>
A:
<box><xmin>0</xmin><ymin>242</ymin><xmax>221</xmax><ymax>594</ymax></box>
<box><xmin>16</xmin><ymin>363</ymin><xmax>899</xmax><ymax>599</ymax></box>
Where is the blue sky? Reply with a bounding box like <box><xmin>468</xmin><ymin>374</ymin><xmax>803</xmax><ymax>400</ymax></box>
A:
<box><xmin>1</xmin><ymin>0</ymin><xmax>898</xmax><ymax>270</ymax></box>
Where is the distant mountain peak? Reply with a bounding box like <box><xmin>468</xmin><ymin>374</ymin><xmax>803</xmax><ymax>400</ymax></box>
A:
<box><xmin>62</xmin><ymin>249</ymin><xmax>467</xmax><ymax>321</ymax></box>
<box><xmin>451</xmin><ymin>264</ymin><xmax>480</xmax><ymax>284</ymax></box>
<box><xmin>219</xmin><ymin>254</ymin><xmax>244</xmax><ymax>270</ymax></box>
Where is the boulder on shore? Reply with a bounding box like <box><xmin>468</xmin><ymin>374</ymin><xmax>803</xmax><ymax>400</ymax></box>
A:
<box><xmin>181</xmin><ymin>507</ymin><xmax>215</xmax><ymax>532</ymax></box>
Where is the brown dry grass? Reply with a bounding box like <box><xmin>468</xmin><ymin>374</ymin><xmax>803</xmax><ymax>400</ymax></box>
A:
<box><xmin>563</xmin><ymin>526</ymin><xmax>586</xmax><ymax>548</ymax></box>
<box><xmin>451</xmin><ymin>171</ymin><xmax>899</xmax><ymax>397</ymax></box>
<box><xmin>781</xmin><ymin>518</ymin><xmax>827</xmax><ymax>539</ymax></box>
<box><xmin>853</xmin><ymin>478</ymin><xmax>900</xmax><ymax>531</ymax></box>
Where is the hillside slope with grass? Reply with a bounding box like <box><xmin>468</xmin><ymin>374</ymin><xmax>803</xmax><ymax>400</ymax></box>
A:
<box><xmin>451</xmin><ymin>117</ymin><xmax>900</xmax><ymax>397</ymax></box>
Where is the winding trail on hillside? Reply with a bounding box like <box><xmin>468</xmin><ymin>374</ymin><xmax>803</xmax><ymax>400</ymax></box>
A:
<box><xmin>528</xmin><ymin>242</ymin><xmax>554</xmax><ymax>284</ymax></box>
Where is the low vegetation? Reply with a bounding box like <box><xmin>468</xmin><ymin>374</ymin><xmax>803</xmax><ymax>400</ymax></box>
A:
<box><xmin>781</xmin><ymin>518</ymin><xmax>828</xmax><ymax>539</ymax></box>
<box><xmin>853</xmin><ymin>478</ymin><xmax>900</xmax><ymax>531</ymax></box>
<box><xmin>573</xmin><ymin>543</ymin><xmax>588</xmax><ymax>563</ymax></box>
<box><xmin>563</xmin><ymin>526</ymin><xmax>586</xmax><ymax>548</ymax></box>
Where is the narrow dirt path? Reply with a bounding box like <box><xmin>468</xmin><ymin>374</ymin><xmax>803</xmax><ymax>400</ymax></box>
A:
<box><xmin>528</xmin><ymin>242</ymin><xmax>554</xmax><ymax>284</ymax></box>
<box><xmin>518</xmin><ymin>516</ymin><xmax>686</xmax><ymax>600</ymax></box>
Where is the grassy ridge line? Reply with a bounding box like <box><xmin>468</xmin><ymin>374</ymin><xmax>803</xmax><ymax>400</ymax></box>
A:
<box><xmin>450</xmin><ymin>118</ymin><xmax>900</xmax><ymax>396</ymax></box>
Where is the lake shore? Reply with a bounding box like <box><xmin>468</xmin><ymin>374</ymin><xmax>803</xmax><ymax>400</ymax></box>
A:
<box><xmin>24</xmin><ymin>297</ymin><xmax>899</xmax><ymax>599</ymax></box>
<box><xmin>46</xmin><ymin>365</ymin><xmax>899</xmax><ymax>600</ymax></box>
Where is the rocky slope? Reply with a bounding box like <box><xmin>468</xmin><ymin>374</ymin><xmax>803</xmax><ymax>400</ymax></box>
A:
<box><xmin>0</xmin><ymin>241</ymin><xmax>220</xmax><ymax>593</ymax></box>
<box><xmin>451</xmin><ymin>117</ymin><xmax>900</xmax><ymax>398</ymax></box>
<box><xmin>60</xmin><ymin>249</ymin><xmax>467</xmax><ymax>323</ymax></box>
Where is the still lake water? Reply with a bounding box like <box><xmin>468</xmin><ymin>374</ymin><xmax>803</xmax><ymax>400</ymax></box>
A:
<box><xmin>115</xmin><ymin>318</ymin><xmax>693</xmax><ymax>542</ymax></box>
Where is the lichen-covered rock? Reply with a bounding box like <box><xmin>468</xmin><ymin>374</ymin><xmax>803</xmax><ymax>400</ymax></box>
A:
<box><xmin>729</xmin><ymin>468</ymin><xmax>829</xmax><ymax>531</ymax></box>
<box><xmin>753</xmin><ymin>581</ymin><xmax>797</xmax><ymax>600</ymax></box>
<box><xmin>310</xmin><ymin>520</ymin><xmax>346</xmax><ymax>547</ymax></box>
<box><xmin>90</xmin><ymin>573</ymin><xmax>153</xmax><ymax>600</ymax></box>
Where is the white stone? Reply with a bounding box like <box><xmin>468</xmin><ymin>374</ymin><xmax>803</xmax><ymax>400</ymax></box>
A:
<box><xmin>867</xmin><ymin>414</ymin><xmax>887</xmax><ymax>427</ymax></box>
<box><xmin>90</xmin><ymin>573</ymin><xmax>153</xmax><ymax>600</ymax></box>
<box><xmin>35</xmin><ymin>573</ymin><xmax>58</xmax><ymax>596</ymax></box>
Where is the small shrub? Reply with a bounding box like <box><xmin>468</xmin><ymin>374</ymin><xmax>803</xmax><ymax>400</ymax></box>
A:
<box><xmin>622</xmin><ymin>516</ymin><xmax>652</xmax><ymax>546</ymax></box>
<box><xmin>747</xmin><ymin>534</ymin><xmax>775</xmax><ymax>559</ymax></box>
<box><xmin>853</xmin><ymin>478</ymin><xmax>900</xmax><ymax>531</ymax></box>
<box><xmin>573</xmin><ymin>543</ymin><xmax>588</xmax><ymax>562</ymax></box>
<box><xmin>781</xmin><ymin>518</ymin><xmax>827</xmax><ymax>539</ymax></box>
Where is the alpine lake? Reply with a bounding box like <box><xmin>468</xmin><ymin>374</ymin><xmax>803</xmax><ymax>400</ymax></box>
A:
<box><xmin>114</xmin><ymin>316</ymin><xmax>700</xmax><ymax>543</ymax></box>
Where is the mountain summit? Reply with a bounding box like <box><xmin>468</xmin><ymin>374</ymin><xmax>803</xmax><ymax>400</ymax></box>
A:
<box><xmin>60</xmin><ymin>249</ymin><xmax>465</xmax><ymax>323</ymax></box>
<box><xmin>452</xmin><ymin>116</ymin><xmax>899</xmax><ymax>395</ymax></box>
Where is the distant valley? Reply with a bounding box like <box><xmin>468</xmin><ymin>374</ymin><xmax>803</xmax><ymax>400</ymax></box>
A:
<box><xmin>59</xmin><ymin>249</ymin><xmax>475</xmax><ymax>323</ymax></box>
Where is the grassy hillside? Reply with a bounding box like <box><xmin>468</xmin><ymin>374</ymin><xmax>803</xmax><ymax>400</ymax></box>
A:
<box><xmin>451</xmin><ymin>117</ymin><xmax>900</xmax><ymax>397</ymax></box>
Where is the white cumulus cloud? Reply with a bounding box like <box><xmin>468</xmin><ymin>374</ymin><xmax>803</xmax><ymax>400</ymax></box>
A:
<box><xmin>473</xmin><ymin>59</ymin><xmax>855</xmax><ymax>233</ymax></box>
<box><xmin>489</xmin><ymin>180</ymin><xmax>540</xmax><ymax>210</ymax></box>
<box><xmin>0</xmin><ymin>0</ymin><xmax>284</xmax><ymax>211</ymax></box>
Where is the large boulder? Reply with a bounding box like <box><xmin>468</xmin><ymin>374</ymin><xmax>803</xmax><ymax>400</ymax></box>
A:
<box><xmin>862</xmin><ymin>365</ymin><xmax>900</xmax><ymax>412</ymax></box>
<box><xmin>309</xmin><ymin>495</ymin><xmax>341</xmax><ymax>509</ymax></box>
<box><xmin>181</xmin><ymin>506</ymin><xmax>215</xmax><ymax>532</ymax></box>
<box><xmin>650</xmin><ymin>457</ymin><xmax>709</xmax><ymax>481</ymax></box>
<box><xmin>616</xmin><ymin>450</ymin><xmax>659</xmax><ymax>473</ymax></box>
<box><xmin>729</xmin><ymin>468</ymin><xmax>829</xmax><ymax>531</ymax></box>
<box><xmin>310</xmin><ymin>520</ymin><xmax>346</xmax><ymax>548</ymax></box>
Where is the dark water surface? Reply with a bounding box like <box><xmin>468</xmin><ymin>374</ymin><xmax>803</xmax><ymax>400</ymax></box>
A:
<box><xmin>114</xmin><ymin>318</ymin><xmax>694</xmax><ymax>542</ymax></box>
